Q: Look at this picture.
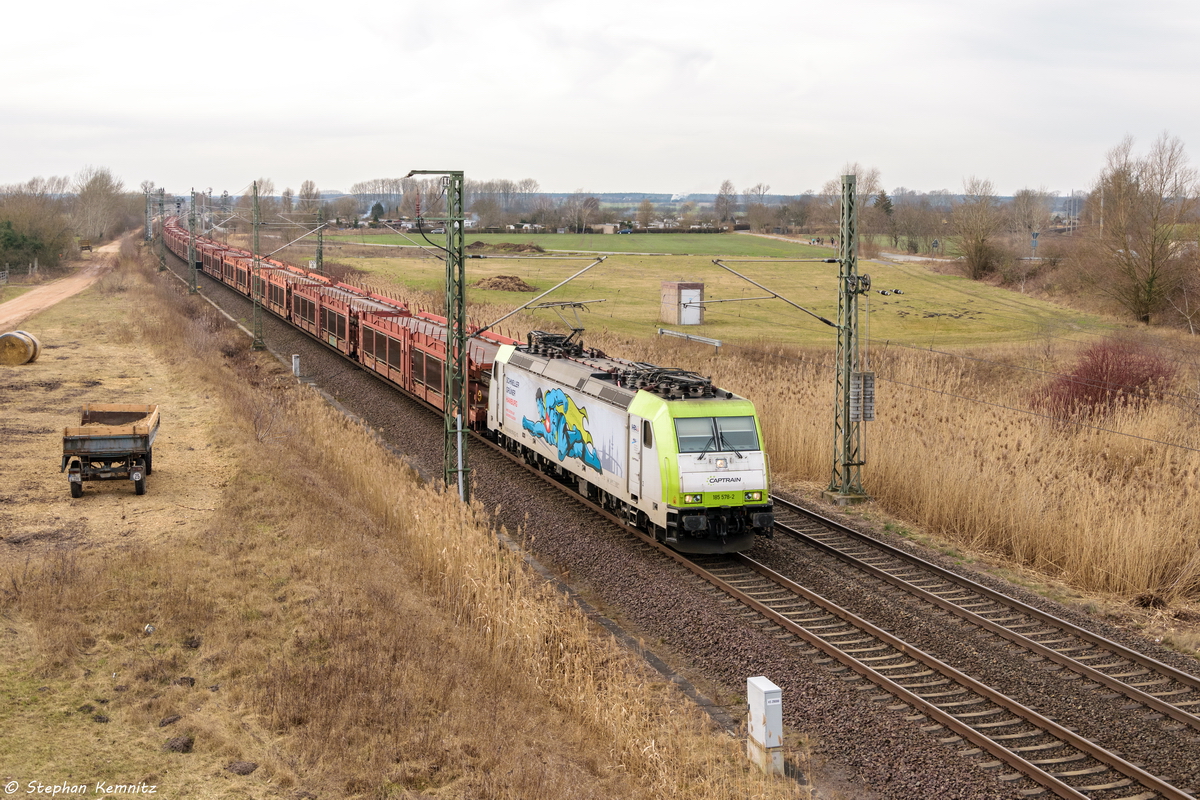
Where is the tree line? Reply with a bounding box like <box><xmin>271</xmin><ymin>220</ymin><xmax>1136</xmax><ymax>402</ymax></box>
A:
<box><xmin>0</xmin><ymin>167</ymin><xmax>140</xmax><ymax>271</ymax></box>
<box><xmin>6</xmin><ymin>132</ymin><xmax>1197</xmax><ymax>330</ymax></box>
<box><xmin>231</xmin><ymin>149</ymin><xmax>1200</xmax><ymax>331</ymax></box>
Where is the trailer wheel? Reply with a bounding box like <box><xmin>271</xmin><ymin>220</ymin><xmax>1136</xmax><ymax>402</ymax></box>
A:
<box><xmin>69</xmin><ymin>459</ymin><xmax>83</xmax><ymax>498</ymax></box>
<box><xmin>133</xmin><ymin>460</ymin><xmax>147</xmax><ymax>495</ymax></box>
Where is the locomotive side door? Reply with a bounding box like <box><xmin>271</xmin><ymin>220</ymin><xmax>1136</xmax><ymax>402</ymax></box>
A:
<box><xmin>628</xmin><ymin>417</ymin><xmax>643</xmax><ymax>501</ymax></box>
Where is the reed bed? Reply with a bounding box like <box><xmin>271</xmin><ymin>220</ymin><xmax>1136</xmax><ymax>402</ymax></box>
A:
<box><xmin>581</xmin><ymin>331</ymin><xmax>1200</xmax><ymax>604</ymax></box>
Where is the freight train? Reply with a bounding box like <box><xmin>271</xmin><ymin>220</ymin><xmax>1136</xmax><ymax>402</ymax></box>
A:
<box><xmin>161</xmin><ymin>217</ymin><xmax>774</xmax><ymax>552</ymax></box>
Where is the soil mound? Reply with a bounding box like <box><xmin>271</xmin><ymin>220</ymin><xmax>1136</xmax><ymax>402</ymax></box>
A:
<box><xmin>474</xmin><ymin>275</ymin><xmax>538</xmax><ymax>292</ymax></box>
<box><xmin>466</xmin><ymin>241</ymin><xmax>546</xmax><ymax>254</ymax></box>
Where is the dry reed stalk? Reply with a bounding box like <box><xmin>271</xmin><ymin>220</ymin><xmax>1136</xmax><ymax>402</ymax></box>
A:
<box><xmin>578</xmin><ymin>331</ymin><xmax>1200</xmax><ymax>602</ymax></box>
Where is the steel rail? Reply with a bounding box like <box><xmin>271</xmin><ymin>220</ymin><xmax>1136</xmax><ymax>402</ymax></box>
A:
<box><xmin>704</xmin><ymin>553</ymin><xmax>1192</xmax><ymax>800</ymax></box>
<box><xmin>771</xmin><ymin>495</ymin><xmax>1200</xmax><ymax>729</ymax></box>
<box><xmin>465</xmin><ymin>442</ymin><xmax>1192</xmax><ymax>798</ymax></box>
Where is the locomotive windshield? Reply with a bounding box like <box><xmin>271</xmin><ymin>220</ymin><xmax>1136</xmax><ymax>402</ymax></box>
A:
<box><xmin>675</xmin><ymin>416</ymin><xmax>760</xmax><ymax>453</ymax></box>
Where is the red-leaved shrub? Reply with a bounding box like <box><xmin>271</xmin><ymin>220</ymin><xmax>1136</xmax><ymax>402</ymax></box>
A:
<box><xmin>1035</xmin><ymin>339</ymin><xmax>1175</xmax><ymax>417</ymax></box>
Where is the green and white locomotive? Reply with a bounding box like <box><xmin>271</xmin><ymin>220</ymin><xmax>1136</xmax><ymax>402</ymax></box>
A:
<box><xmin>487</xmin><ymin>331</ymin><xmax>774</xmax><ymax>553</ymax></box>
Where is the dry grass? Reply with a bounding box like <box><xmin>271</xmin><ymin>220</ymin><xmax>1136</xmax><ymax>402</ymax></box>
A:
<box><xmin>580</xmin><ymin>330</ymin><xmax>1200</xmax><ymax>608</ymax></box>
<box><xmin>1</xmin><ymin>247</ymin><xmax>801</xmax><ymax>797</ymax></box>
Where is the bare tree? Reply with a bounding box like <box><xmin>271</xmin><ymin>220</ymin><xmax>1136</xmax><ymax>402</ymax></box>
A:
<box><xmin>71</xmin><ymin>166</ymin><xmax>126</xmax><ymax>242</ymax></box>
<box><xmin>816</xmin><ymin>164</ymin><xmax>883</xmax><ymax>234</ymax></box>
<box><xmin>636</xmin><ymin>198</ymin><xmax>654</xmax><ymax>228</ymax></box>
<box><xmin>1003</xmin><ymin>187</ymin><xmax>1056</xmax><ymax>290</ymax></box>
<box><xmin>951</xmin><ymin>177</ymin><xmax>1007</xmax><ymax>279</ymax></box>
<box><xmin>395</xmin><ymin>178</ymin><xmax>446</xmax><ymax>221</ymax></box>
<box><xmin>1009</xmin><ymin>187</ymin><xmax>1055</xmax><ymax>237</ymax></box>
<box><xmin>774</xmin><ymin>195</ymin><xmax>811</xmax><ymax>232</ymax></box>
<box><xmin>1088</xmin><ymin>133</ymin><xmax>1200</xmax><ymax>324</ymax></box>
<box><xmin>1167</xmin><ymin>269</ymin><xmax>1200</xmax><ymax>335</ymax></box>
<box><xmin>471</xmin><ymin>195</ymin><xmax>505</xmax><ymax>228</ymax></box>
<box><xmin>236</xmin><ymin>178</ymin><xmax>277</xmax><ymax>223</ymax></box>
<box><xmin>714</xmin><ymin>179</ymin><xmax>737</xmax><ymax>226</ymax></box>
<box><xmin>678</xmin><ymin>200</ymin><xmax>698</xmax><ymax>228</ymax></box>
<box><xmin>740</xmin><ymin>183</ymin><xmax>772</xmax><ymax>232</ymax></box>
<box><xmin>1</xmin><ymin>176</ymin><xmax>74</xmax><ymax>268</ymax></box>
<box><xmin>330</xmin><ymin>195</ymin><xmax>360</xmax><ymax>226</ymax></box>
<box><xmin>298</xmin><ymin>181</ymin><xmax>321</xmax><ymax>215</ymax></box>
<box><xmin>563</xmin><ymin>190</ymin><xmax>600</xmax><ymax>232</ymax></box>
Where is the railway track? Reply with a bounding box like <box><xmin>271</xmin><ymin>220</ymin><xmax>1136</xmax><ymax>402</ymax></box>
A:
<box><xmin>169</xmin><ymin>257</ymin><xmax>1197</xmax><ymax>798</ymax></box>
<box><xmin>488</xmin><ymin>459</ymin><xmax>1197</xmax><ymax>797</ymax></box>
<box><xmin>769</xmin><ymin>496</ymin><xmax>1200</xmax><ymax>732</ymax></box>
<box><xmin>684</xmin><ymin>551</ymin><xmax>1192</xmax><ymax>800</ymax></box>
<box><xmin>488</xmin><ymin>447</ymin><xmax>1197</xmax><ymax>797</ymax></box>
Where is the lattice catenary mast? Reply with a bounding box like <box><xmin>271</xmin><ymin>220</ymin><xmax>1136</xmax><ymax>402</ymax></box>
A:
<box><xmin>823</xmin><ymin>174</ymin><xmax>874</xmax><ymax>504</ymax></box>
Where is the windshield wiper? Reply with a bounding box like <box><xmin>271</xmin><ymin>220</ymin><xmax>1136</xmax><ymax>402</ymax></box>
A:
<box><xmin>718</xmin><ymin>433</ymin><xmax>744</xmax><ymax>458</ymax></box>
<box><xmin>696</xmin><ymin>436</ymin><xmax>716</xmax><ymax>460</ymax></box>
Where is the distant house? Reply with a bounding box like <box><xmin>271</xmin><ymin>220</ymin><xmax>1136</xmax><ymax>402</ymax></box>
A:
<box><xmin>592</xmin><ymin>223</ymin><xmax>619</xmax><ymax>234</ymax></box>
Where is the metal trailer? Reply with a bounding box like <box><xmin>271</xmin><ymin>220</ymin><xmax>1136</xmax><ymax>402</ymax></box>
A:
<box><xmin>61</xmin><ymin>404</ymin><xmax>160</xmax><ymax>497</ymax></box>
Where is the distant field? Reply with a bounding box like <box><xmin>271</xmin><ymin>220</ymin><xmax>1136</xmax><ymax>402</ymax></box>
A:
<box><xmin>328</xmin><ymin>231</ymin><xmax>831</xmax><ymax>258</ymax></box>
<box><xmin>330</xmin><ymin>248</ymin><xmax>1115</xmax><ymax>350</ymax></box>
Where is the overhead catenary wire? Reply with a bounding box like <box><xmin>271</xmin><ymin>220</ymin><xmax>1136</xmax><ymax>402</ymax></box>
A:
<box><xmin>654</xmin><ymin>299</ymin><xmax>1200</xmax><ymax>455</ymax></box>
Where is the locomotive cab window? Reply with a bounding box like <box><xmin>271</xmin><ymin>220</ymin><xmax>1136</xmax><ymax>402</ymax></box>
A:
<box><xmin>675</xmin><ymin>416</ymin><xmax>759</xmax><ymax>453</ymax></box>
<box><xmin>675</xmin><ymin>417</ymin><xmax>713</xmax><ymax>453</ymax></box>
<box><xmin>643</xmin><ymin>422</ymin><xmax>653</xmax><ymax>449</ymax></box>
<box><xmin>715</xmin><ymin>415</ymin><xmax>759</xmax><ymax>451</ymax></box>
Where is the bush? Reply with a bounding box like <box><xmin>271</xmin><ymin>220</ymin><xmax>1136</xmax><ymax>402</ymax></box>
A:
<box><xmin>1034</xmin><ymin>339</ymin><xmax>1176</xmax><ymax>417</ymax></box>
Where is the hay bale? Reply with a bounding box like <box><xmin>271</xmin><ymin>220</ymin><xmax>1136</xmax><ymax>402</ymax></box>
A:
<box><xmin>13</xmin><ymin>330</ymin><xmax>40</xmax><ymax>363</ymax></box>
<box><xmin>0</xmin><ymin>331</ymin><xmax>36</xmax><ymax>366</ymax></box>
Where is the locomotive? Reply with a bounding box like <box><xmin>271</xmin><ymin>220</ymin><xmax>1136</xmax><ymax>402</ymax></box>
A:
<box><xmin>490</xmin><ymin>331</ymin><xmax>773</xmax><ymax>552</ymax></box>
<box><xmin>161</xmin><ymin>217</ymin><xmax>773</xmax><ymax>552</ymax></box>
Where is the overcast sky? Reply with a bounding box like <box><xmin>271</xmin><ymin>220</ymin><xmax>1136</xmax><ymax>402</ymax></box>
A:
<box><xmin>4</xmin><ymin>0</ymin><xmax>1199</xmax><ymax>198</ymax></box>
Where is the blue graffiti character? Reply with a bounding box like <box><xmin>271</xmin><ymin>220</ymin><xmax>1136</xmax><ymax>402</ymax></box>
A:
<box><xmin>522</xmin><ymin>387</ymin><xmax>603</xmax><ymax>472</ymax></box>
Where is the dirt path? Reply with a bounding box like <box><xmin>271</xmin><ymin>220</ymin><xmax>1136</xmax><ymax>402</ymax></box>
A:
<box><xmin>0</xmin><ymin>241</ymin><xmax>121</xmax><ymax>329</ymax></box>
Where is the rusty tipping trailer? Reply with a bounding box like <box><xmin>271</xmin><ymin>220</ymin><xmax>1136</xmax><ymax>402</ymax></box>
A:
<box><xmin>62</xmin><ymin>404</ymin><xmax>160</xmax><ymax>497</ymax></box>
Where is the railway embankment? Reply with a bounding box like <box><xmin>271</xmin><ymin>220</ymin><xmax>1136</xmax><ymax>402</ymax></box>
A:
<box><xmin>0</xmin><ymin>246</ymin><xmax>803</xmax><ymax>800</ymax></box>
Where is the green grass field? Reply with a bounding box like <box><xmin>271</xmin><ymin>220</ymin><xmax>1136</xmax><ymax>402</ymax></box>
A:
<box><xmin>335</xmin><ymin>244</ymin><xmax>1115</xmax><ymax>350</ymax></box>
<box><xmin>329</xmin><ymin>231</ymin><xmax>832</xmax><ymax>258</ymax></box>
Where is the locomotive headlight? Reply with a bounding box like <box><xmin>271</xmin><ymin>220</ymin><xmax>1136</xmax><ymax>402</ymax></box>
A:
<box><xmin>714</xmin><ymin>458</ymin><xmax>728</xmax><ymax>470</ymax></box>
<box><xmin>684</xmin><ymin>493</ymin><xmax>703</xmax><ymax>504</ymax></box>
<box><xmin>744</xmin><ymin>491</ymin><xmax>762</xmax><ymax>502</ymax></box>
